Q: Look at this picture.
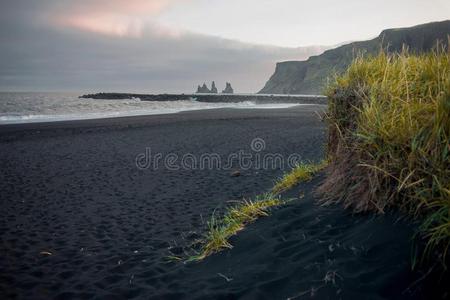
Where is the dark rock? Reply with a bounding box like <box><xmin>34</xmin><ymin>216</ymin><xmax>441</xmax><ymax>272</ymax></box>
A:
<box><xmin>210</xmin><ymin>81</ymin><xmax>218</xmax><ymax>93</ymax></box>
<box><xmin>222</xmin><ymin>82</ymin><xmax>234</xmax><ymax>94</ymax></box>
<box><xmin>79</xmin><ymin>93</ymin><xmax>327</xmax><ymax>105</ymax></box>
<box><xmin>230</xmin><ymin>170</ymin><xmax>241</xmax><ymax>177</ymax></box>
<box><xmin>197</xmin><ymin>83</ymin><xmax>211</xmax><ymax>94</ymax></box>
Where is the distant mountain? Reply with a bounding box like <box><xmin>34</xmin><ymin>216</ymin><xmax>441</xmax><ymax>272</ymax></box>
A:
<box><xmin>259</xmin><ymin>20</ymin><xmax>450</xmax><ymax>95</ymax></box>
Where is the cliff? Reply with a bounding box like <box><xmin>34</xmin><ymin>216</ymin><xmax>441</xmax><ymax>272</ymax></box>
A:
<box><xmin>259</xmin><ymin>20</ymin><xmax>450</xmax><ymax>95</ymax></box>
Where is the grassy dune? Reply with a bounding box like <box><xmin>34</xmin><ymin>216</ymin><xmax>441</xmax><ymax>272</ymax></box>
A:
<box><xmin>318</xmin><ymin>46</ymin><xmax>450</xmax><ymax>261</ymax></box>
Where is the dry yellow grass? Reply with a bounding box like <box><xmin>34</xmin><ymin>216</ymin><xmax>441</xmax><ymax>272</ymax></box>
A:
<box><xmin>319</xmin><ymin>45</ymin><xmax>450</xmax><ymax>261</ymax></box>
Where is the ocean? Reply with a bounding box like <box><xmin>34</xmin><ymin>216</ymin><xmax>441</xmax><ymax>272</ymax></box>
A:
<box><xmin>0</xmin><ymin>92</ymin><xmax>300</xmax><ymax>124</ymax></box>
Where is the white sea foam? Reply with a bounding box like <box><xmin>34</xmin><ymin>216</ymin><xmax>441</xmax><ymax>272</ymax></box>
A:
<box><xmin>0</xmin><ymin>92</ymin><xmax>302</xmax><ymax>125</ymax></box>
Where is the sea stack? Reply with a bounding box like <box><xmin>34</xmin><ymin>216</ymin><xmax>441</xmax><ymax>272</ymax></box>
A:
<box><xmin>196</xmin><ymin>83</ymin><xmax>211</xmax><ymax>93</ymax></box>
<box><xmin>222</xmin><ymin>82</ymin><xmax>234</xmax><ymax>94</ymax></box>
<box><xmin>210</xmin><ymin>81</ymin><xmax>218</xmax><ymax>93</ymax></box>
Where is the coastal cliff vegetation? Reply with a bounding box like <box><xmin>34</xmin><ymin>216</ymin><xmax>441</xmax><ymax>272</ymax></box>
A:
<box><xmin>318</xmin><ymin>46</ymin><xmax>450</xmax><ymax>263</ymax></box>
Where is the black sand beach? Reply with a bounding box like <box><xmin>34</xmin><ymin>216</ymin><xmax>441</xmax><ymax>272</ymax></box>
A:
<box><xmin>0</xmin><ymin>106</ymin><xmax>446</xmax><ymax>299</ymax></box>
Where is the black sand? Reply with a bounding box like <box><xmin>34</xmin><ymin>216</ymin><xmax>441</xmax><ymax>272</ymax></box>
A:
<box><xmin>0</xmin><ymin>106</ymin><xmax>445</xmax><ymax>299</ymax></box>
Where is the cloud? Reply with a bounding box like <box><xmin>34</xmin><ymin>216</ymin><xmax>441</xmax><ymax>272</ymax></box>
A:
<box><xmin>61</xmin><ymin>0</ymin><xmax>179</xmax><ymax>16</ymax></box>
<box><xmin>0</xmin><ymin>1</ymin><xmax>329</xmax><ymax>93</ymax></box>
<box><xmin>48</xmin><ymin>0</ymin><xmax>187</xmax><ymax>38</ymax></box>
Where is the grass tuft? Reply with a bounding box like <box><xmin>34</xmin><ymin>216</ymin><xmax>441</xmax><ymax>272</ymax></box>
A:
<box><xmin>185</xmin><ymin>161</ymin><xmax>327</xmax><ymax>261</ymax></box>
<box><xmin>318</xmin><ymin>44</ymin><xmax>450</xmax><ymax>263</ymax></box>
<box><xmin>189</xmin><ymin>193</ymin><xmax>283</xmax><ymax>261</ymax></box>
<box><xmin>272</xmin><ymin>161</ymin><xmax>327</xmax><ymax>195</ymax></box>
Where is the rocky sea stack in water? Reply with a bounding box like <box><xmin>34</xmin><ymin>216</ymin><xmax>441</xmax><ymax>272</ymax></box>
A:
<box><xmin>222</xmin><ymin>82</ymin><xmax>234</xmax><ymax>94</ymax></box>
<box><xmin>196</xmin><ymin>81</ymin><xmax>234</xmax><ymax>94</ymax></box>
<box><xmin>196</xmin><ymin>83</ymin><xmax>211</xmax><ymax>93</ymax></box>
<box><xmin>210</xmin><ymin>81</ymin><xmax>218</xmax><ymax>93</ymax></box>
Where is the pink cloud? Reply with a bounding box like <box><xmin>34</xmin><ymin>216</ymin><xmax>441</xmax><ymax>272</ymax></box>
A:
<box><xmin>73</xmin><ymin>0</ymin><xmax>175</xmax><ymax>16</ymax></box>
<box><xmin>52</xmin><ymin>0</ymin><xmax>185</xmax><ymax>37</ymax></box>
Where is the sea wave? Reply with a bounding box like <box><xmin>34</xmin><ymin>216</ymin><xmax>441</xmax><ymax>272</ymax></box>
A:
<box><xmin>0</xmin><ymin>93</ymin><xmax>301</xmax><ymax>125</ymax></box>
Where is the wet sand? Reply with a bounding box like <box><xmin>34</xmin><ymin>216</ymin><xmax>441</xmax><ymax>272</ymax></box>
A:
<box><xmin>0</xmin><ymin>106</ymin><xmax>446</xmax><ymax>299</ymax></box>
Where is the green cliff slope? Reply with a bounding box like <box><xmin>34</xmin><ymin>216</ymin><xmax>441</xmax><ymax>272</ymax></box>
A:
<box><xmin>259</xmin><ymin>20</ymin><xmax>450</xmax><ymax>95</ymax></box>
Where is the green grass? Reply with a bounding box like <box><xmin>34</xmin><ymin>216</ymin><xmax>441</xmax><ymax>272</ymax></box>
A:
<box><xmin>188</xmin><ymin>194</ymin><xmax>283</xmax><ymax>261</ymax></box>
<box><xmin>319</xmin><ymin>45</ymin><xmax>450</xmax><ymax>262</ymax></box>
<box><xmin>181</xmin><ymin>162</ymin><xmax>328</xmax><ymax>261</ymax></box>
<box><xmin>272</xmin><ymin>161</ymin><xmax>327</xmax><ymax>195</ymax></box>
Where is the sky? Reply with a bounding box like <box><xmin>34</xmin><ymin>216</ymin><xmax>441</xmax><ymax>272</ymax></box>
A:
<box><xmin>0</xmin><ymin>0</ymin><xmax>449</xmax><ymax>93</ymax></box>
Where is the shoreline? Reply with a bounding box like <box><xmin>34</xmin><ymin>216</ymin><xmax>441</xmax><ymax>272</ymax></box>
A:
<box><xmin>0</xmin><ymin>105</ymin><xmax>325</xmax><ymax>134</ymax></box>
<box><xmin>0</xmin><ymin>103</ymin><xmax>313</xmax><ymax>126</ymax></box>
